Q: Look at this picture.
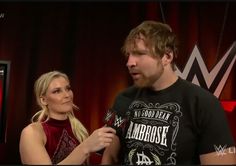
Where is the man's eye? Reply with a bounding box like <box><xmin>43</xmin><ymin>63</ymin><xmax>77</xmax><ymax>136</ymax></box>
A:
<box><xmin>137</xmin><ymin>52</ymin><xmax>144</xmax><ymax>55</ymax></box>
<box><xmin>134</xmin><ymin>51</ymin><xmax>147</xmax><ymax>56</ymax></box>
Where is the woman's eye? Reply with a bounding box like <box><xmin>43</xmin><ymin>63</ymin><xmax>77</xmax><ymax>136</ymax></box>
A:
<box><xmin>66</xmin><ymin>86</ymin><xmax>71</xmax><ymax>91</ymax></box>
<box><xmin>52</xmin><ymin>89</ymin><xmax>61</xmax><ymax>94</ymax></box>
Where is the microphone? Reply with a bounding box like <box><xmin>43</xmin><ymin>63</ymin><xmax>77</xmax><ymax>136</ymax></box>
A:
<box><xmin>103</xmin><ymin>95</ymin><xmax>133</xmax><ymax>137</ymax></box>
<box><xmin>96</xmin><ymin>95</ymin><xmax>132</xmax><ymax>155</ymax></box>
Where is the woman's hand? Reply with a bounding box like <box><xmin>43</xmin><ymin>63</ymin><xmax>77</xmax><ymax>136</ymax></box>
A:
<box><xmin>82</xmin><ymin>126</ymin><xmax>116</xmax><ymax>153</ymax></box>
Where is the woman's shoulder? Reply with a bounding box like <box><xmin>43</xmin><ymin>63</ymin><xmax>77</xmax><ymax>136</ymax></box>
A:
<box><xmin>19</xmin><ymin>122</ymin><xmax>47</xmax><ymax>159</ymax></box>
<box><xmin>21</xmin><ymin>122</ymin><xmax>45</xmax><ymax>141</ymax></box>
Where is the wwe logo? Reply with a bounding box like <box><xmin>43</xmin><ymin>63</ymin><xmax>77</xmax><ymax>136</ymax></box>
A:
<box><xmin>176</xmin><ymin>42</ymin><xmax>236</xmax><ymax>98</ymax></box>
<box><xmin>114</xmin><ymin>115</ymin><xmax>125</xmax><ymax>127</ymax></box>
<box><xmin>0</xmin><ymin>13</ymin><xmax>4</xmax><ymax>18</ymax></box>
<box><xmin>214</xmin><ymin>145</ymin><xmax>236</xmax><ymax>156</ymax></box>
<box><xmin>103</xmin><ymin>109</ymin><xmax>116</xmax><ymax>127</ymax></box>
<box><xmin>104</xmin><ymin>110</ymin><xmax>113</xmax><ymax>122</ymax></box>
<box><xmin>214</xmin><ymin>145</ymin><xmax>227</xmax><ymax>156</ymax></box>
<box><xmin>103</xmin><ymin>109</ymin><xmax>127</xmax><ymax>128</ymax></box>
<box><xmin>103</xmin><ymin>108</ymin><xmax>128</xmax><ymax>136</ymax></box>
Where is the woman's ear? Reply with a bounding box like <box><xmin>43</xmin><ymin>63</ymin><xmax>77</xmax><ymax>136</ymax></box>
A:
<box><xmin>40</xmin><ymin>96</ymin><xmax>47</xmax><ymax>106</ymax></box>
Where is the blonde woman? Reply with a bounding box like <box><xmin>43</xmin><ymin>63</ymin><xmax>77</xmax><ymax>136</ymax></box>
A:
<box><xmin>19</xmin><ymin>70</ymin><xmax>116</xmax><ymax>165</ymax></box>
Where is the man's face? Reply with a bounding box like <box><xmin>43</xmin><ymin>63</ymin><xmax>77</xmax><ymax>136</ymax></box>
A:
<box><xmin>126</xmin><ymin>38</ymin><xmax>164</xmax><ymax>88</ymax></box>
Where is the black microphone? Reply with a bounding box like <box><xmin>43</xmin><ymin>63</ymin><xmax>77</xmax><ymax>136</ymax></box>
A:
<box><xmin>103</xmin><ymin>95</ymin><xmax>132</xmax><ymax>137</ymax></box>
<box><xmin>96</xmin><ymin>95</ymin><xmax>132</xmax><ymax>155</ymax></box>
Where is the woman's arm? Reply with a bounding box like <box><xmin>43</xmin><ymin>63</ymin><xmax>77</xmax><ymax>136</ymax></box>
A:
<box><xmin>19</xmin><ymin>123</ymin><xmax>52</xmax><ymax>164</ymax></box>
<box><xmin>59</xmin><ymin>126</ymin><xmax>116</xmax><ymax>165</ymax></box>
<box><xmin>19</xmin><ymin>124</ymin><xmax>116</xmax><ymax>165</ymax></box>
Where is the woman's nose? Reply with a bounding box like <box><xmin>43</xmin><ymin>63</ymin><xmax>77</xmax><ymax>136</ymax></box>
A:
<box><xmin>63</xmin><ymin>89</ymin><xmax>70</xmax><ymax>97</ymax></box>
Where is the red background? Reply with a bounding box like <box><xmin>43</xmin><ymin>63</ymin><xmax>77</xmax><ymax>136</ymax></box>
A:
<box><xmin>0</xmin><ymin>1</ymin><xmax>235</xmax><ymax>164</ymax></box>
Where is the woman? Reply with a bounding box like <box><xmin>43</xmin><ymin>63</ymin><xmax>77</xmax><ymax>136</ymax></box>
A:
<box><xmin>19</xmin><ymin>70</ymin><xmax>116</xmax><ymax>165</ymax></box>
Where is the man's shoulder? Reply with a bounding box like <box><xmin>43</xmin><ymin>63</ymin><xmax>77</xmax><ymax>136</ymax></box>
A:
<box><xmin>178</xmin><ymin>77</ymin><xmax>217</xmax><ymax>99</ymax></box>
<box><xmin>118</xmin><ymin>86</ymin><xmax>140</xmax><ymax>99</ymax></box>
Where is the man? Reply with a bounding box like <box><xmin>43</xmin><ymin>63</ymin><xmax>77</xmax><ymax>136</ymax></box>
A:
<box><xmin>101</xmin><ymin>20</ymin><xmax>236</xmax><ymax>165</ymax></box>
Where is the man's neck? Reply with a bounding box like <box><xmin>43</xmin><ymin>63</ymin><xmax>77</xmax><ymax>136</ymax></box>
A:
<box><xmin>152</xmin><ymin>70</ymin><xmax>178</xmax><ymax>91</ymax></box>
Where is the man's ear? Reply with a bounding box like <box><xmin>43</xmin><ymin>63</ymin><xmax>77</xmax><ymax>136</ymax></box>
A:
<box><xmin>40</xmin><ymin>96</ymin><xmax>47</xmax><ymax>106</ymax></box>
<box><xmin>162</xmin><ymin>52</ymin><xmax>173</xmax><ymax>66</ymax></box>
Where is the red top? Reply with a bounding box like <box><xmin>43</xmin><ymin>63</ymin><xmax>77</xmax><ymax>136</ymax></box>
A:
<box><xmin>41</xmin><ymin>118</ymin><xmax>79</xmax><ymax>164</ymax></box>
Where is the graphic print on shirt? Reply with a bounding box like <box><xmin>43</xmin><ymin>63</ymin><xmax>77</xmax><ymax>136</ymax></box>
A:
<box><xmin>52</xmin><ymin>129</ymin><xmax>77</xmax><ymax>164</ymax></box>
<box><xmin>124</xmin><ymin>100</ymin><xmax>182</xmax><ymax>165</ymax></box>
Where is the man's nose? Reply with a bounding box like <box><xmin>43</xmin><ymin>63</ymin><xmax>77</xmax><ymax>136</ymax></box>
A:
<box><xmin>126</xmin><ymin>55</ymin><xmax>137</xmax><ymax>68</ymax></box>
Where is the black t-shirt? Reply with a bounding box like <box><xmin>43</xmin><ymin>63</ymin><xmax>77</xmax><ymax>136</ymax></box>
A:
<box><xmin>108</xmin><ymin>77</ymin><xmax>235</xmax><ymax>165</ymax></box>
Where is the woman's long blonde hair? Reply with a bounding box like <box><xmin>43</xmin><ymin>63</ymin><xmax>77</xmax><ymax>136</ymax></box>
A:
<box><xmin>31</xmin><ymin>70</ymin><xmax>89</xmax><ymax>143</ymax></box>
